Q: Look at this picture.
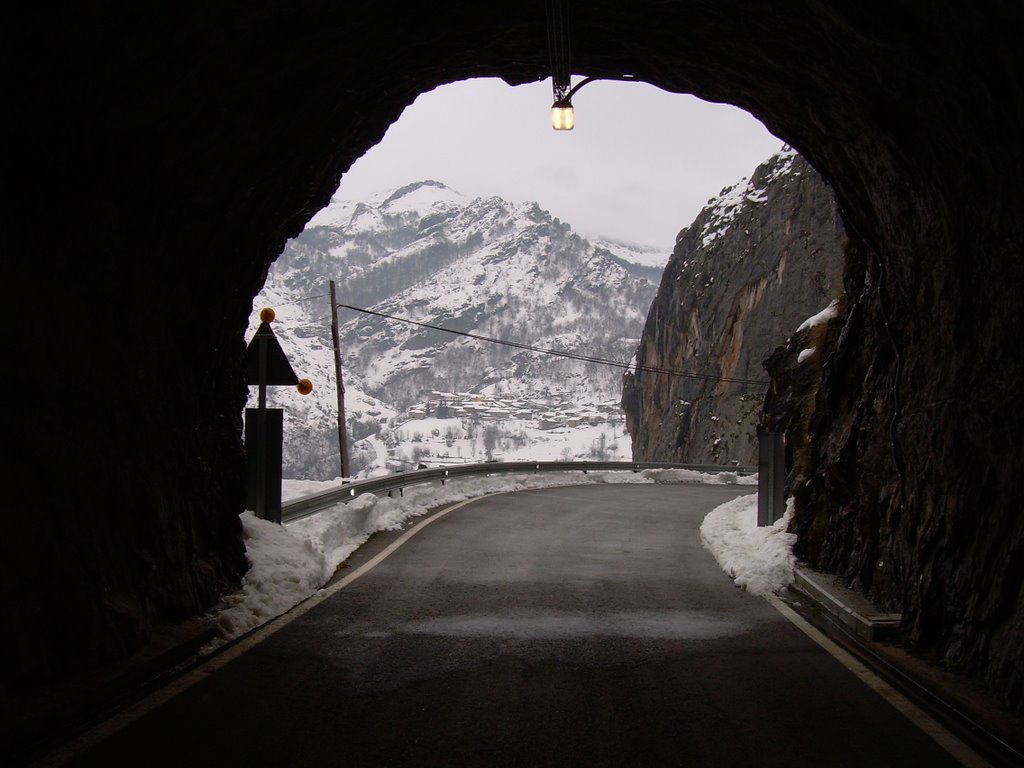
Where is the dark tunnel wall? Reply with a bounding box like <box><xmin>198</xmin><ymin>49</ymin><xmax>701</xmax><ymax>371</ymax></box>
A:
<box><xmin>4</xmin><ymin>1</ymin><xmax>1022</xmax><ymax>715</ymax></box>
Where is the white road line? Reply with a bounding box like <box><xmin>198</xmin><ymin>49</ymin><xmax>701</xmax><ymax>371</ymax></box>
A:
<box><xmin>765</xmin><ymin>593</ymin><xmax>991</xmax><ymax>768</ymax></box>
<box><xmin>34</xmin><ymin>494</ymin><xmax>498</xmax><ymax>768</ymax></box>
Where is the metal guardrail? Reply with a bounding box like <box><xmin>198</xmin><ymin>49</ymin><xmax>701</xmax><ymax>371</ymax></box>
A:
<box><xmin>281</xmin><ymin>461</ymin><xmax>757</xmax><ymax>522</ymax></box>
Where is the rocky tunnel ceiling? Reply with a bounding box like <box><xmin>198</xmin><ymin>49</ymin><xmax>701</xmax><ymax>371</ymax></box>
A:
<box><xmin>5</xmin><ymin>2</ymin><xmax>1022</xmax><ymax>716</ymax></box>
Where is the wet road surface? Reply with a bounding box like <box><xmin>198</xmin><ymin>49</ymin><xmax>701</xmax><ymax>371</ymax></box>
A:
<box><xmin>64</xmin><ymin>484</ymin><xmax>966</xmax><ymax>767</ymax></box>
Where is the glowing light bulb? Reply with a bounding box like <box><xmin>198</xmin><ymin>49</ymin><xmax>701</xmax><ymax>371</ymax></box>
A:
<box><xmin>551</xmin><ymin>103</ymin><xmax>575</xmax><ymax>130</ymax></box>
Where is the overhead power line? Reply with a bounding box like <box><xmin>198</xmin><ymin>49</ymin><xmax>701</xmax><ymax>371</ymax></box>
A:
<box><xmin>334</xmin><ymin>303</ymin><xmax>770</xmax><ymax>388</ymax></box>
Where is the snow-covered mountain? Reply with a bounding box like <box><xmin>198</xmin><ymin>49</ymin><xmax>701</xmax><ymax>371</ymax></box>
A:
<box><xmin>247</xmin><ymin>181</ymin><xmax>668</xmax><ymax>480</ymax></box>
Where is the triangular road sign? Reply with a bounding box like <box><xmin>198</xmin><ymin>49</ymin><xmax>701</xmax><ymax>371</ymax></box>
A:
<box><xmin>245</xmin><ymin>321</ymin><xmax>299</xmax><ymax>386</ymax></box>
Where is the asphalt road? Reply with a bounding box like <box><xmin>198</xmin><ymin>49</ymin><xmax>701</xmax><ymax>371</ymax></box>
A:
<box><xmin>63</xmin><ymin>484</ymin><xmax>966</xmax><ymax>767</ymax></box>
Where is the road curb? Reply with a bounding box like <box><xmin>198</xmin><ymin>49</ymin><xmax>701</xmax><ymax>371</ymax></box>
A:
<box><xmin>792</xmin><ymin>566</ymin><xmax>902</xmax><ymax>641</ymax></box>
<box><xmin>786</xmin><ymin>564</ymin><xmax>1024</xmax><ymax>768</ymax></box>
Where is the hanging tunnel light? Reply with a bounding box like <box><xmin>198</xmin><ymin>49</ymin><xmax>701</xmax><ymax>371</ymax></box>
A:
<box><xmin>550</xmin><ymin>75</ymin><xmax>640</xmax><ymax>131</ymax></box>
<box><xmin>551</xmin><ymin>98</ymin><xmax>575</xmax><ymax>130</ymax></box>
<box><xmin>546</xmin><ymin>0</ymin><xmax>638</xmax><ymax>130</ymax></box>
<box><xmin>547</xmin><ymin>0</ymin><xmax>573</xmax><ymax>129</ymax></box>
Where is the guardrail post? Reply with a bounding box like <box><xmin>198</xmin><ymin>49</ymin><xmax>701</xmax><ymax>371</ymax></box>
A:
<box><xmin>757</xmin><ymin>430</ymin><xmax>786</xmax><ymax>526</ymax></box>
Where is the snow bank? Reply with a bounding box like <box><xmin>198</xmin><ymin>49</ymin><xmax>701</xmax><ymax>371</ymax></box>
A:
<box><xmin>209</xmin><ymin>512</ymin><xmax>329</xmax><ymax>643</ymax></box>
<box><xmin>641</xmin><ymin>468</ymin><xmax>757</xmax><ymax>485</ymax></box>
<box><xmin>699</xmin><ymin>495</ymin><xmax>797</xmax><ymax>595</ymax></box>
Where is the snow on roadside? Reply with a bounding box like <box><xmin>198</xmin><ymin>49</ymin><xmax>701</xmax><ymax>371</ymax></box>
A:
<box><xmin>642</xmin><ymin>468</ymin><xmax>757</xmax><ymax>486</ymax></box>
<box><xmin>208</xmin><ymin>512</ymin><xmax>329</xmax><ymax>643</ymax></box>
<box><xmin>699</xmin><ymin>494</ymin><xmax>797</xmax><ymax>595</ymax></box>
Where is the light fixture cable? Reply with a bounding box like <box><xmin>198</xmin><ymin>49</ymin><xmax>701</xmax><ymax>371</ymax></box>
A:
<box><xmin>546</xmin><ymin>0</ymin><xmax>572</xmax><ymax>103</ymax></box>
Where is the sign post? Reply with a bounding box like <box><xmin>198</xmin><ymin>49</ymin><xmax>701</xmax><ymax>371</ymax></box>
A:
<box><xmin>244</xmin><ymin>308</ymin><xmax>312</xmax><ymax>523</ymax></box>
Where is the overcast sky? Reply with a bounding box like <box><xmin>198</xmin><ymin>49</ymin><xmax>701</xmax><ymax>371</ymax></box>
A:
<box><xmin>334</xmin><ymin>77</ymin><xmax>786</xmax><ymax>251</ymax></box>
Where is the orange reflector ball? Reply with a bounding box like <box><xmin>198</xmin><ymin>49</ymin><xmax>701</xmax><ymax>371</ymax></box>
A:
<box><xmin>297</xmin><ymin>378</ymin><xmax>313</xmax><ymax>395</ymax></box>
<box><xmin>260</xmin><ymin>307</ymin><xmax>276</xmax><ymax>323</ymax></box>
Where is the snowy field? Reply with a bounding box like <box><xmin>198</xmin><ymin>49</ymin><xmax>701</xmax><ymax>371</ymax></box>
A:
<box><xmin>354</xmin><ymin>415</ymin><xmax>633</xmax><ymax>478</ymax></box>
<box><xmin>202</xmin><ymin>469</ymin><xmax>795</xmax><ymax>654</ymax></box>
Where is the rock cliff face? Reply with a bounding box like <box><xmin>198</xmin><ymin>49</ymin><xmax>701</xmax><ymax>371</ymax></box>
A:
<box><xmin>622</xmin><ymin>150</ymin><xmax>846</xmax><ymax>466</ymax></box>
<box><xmin>763</xmin><ymin>237</ymin><xmax>1024</xmax><ymax>716</ymax></box>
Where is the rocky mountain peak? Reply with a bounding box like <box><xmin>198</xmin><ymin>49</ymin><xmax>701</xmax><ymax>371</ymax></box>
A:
<box><xmin>380</xmin><ymin>179</ymin><xmax>467</xmax><ymax>212</ymax></box>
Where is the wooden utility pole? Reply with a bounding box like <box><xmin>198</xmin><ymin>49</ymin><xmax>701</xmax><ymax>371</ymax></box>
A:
<box><xmin>329</xmin><ymin>280</ymin><xmax>351</xmax><ymax>480</ymax></box>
